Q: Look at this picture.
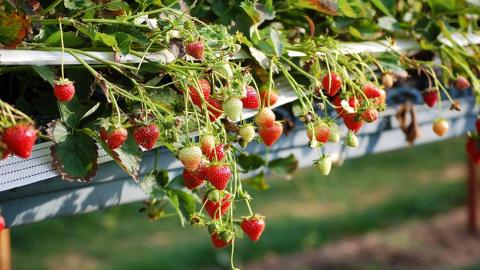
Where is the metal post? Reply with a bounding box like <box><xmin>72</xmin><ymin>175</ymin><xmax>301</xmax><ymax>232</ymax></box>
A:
<box><xmin>467</xmin><ymin>157</ymin><xmax>478</xmax><ymax>233</ymax></box>
<box><xmin>0</xmin><ymin>229</ymin><xmax>11</xmax><ymax>270</ymax></box>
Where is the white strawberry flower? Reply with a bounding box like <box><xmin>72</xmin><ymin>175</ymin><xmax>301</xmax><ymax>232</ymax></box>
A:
<box><xmin>341</xmin><ymin>99</ymin><xmax>355</xmax><ymax>113</ymax></box>
<box><xmin>134</xmin><ymin>15</ymin><xmax>158</xmax><ymax>30</ymax></box>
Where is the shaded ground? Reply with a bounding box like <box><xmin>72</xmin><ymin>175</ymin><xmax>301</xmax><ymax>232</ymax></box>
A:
<box><xmin>246</xmin><ymin>208</ymin><xmax>480</xmax><ymax>270</ymax></box>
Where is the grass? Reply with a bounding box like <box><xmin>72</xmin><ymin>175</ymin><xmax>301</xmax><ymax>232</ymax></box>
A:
<box><xmin>10</xmin><ymin>137</ymin><xmax>468</xmax><ymax>270</ymax></box>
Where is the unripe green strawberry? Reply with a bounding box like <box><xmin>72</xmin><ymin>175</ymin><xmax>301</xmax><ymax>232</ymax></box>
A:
<box><xmin>345</xmin><ymin>132</ymin><xmax>359</xmax><ymax>148</ymax></box>
<box><xmin>314</xmin><ymin>156</ymin><xmax>332</xmax><ymax>176</ymax></box>
<box><xmin>328</xmin><ymin>123</ymin><xmax>340</xmax><ymax>143</ymax></box>
<box><xmin>239</xmin><ymin>125</ymin><xmax>255</xmax><ymax>144</ymax></box>
<box><xmin>223</xmin><ymin>97</ymin><xmax>243</xmax><ymax>120</ymax></box>
<box><xmin>178</xmin><ymin>145</ymin><xmax>202</xmax><ymax>171</ymax></box>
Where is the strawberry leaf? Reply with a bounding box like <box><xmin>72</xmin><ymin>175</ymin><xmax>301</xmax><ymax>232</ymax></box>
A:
<box><xmin>58</xmin><ymin>98</ymin><xmax>100</xmax><ymax>129</ymax></box>
<box><xmin>244</xmin><ymin>172</ymin><xmax>269</xmax><ymax>190</ymax></box>
<box><xmin>0</xmin><ymin>11</ymin><xmax>30</xmax><ymax>48</ymax></box>
<box><xmin>268</xmin><ymin>154</ymin><xmax>298</xmax><ymax>176</ymax></box>
<box><xmin>237</xmin><ymin>153</ymin><xmax>265</xmax><ymax>172</ymax></box>
<box><xmin>48</xmin><ymin>121</ymin><xmax>98</xmax><ymax>182</ymax></box>
<box><xmin>167</xmin><ymin>189</ymin><xmax>196</xmax><ymax>226</ymax></box>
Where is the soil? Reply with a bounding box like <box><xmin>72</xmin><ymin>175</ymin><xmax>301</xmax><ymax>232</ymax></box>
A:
<box><xmin>245</xmin><ymin>208</ymin><xmax>480</xmax><ymax>270</ymax></box>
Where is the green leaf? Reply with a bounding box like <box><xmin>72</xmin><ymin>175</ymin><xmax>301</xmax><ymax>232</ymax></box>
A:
<box><xmin>249</xmin><ymin>47</ymin><xmax>270</xmax><ymax>69</ymax></box>
<box><xmin>270</xmin><ymin>28</ymin><xmax>283</xmax><ymax>57</ymax></box>
<box><xmin>290</xmin><ymin>0</ymin><xmax>338</xmax><ymax>16</ymax></box>
<box><xmin>49</xmin><ymin>121</ymin><xmax>98</xmax><ymax>181</ymax></box>
<box><xmin>58</xmin><ymin>98</ymin><xmax>98</xmax><ymax>129</ymax></box>
<box><xmin>237</xmin><ymin>153</ymin><xmax>265</xmax><ymax>172</ymax></box>
<box><xmin>115</xmin><ymin>32</ymin><xmax>132</xmax><ymax>55</ymax></box>
<box><xmin>167</xmin><ymin>189</ymin><xmax>196</xmax><ymax>226</ymax></box>
<box><xmin>338</xmin><ymin>0</ymin><xmax>370</xmax><ymax>18</ymax></box>
<box><xmin>32</xmin><ymin>66</ymin><xmax>55</xmax><ymax>86</ymax></box>
<box><xmin>0</xmin><ymin>11</ymin><xmax>30</xmax><ymax>48</ymax></box>
<box><xmin>244</xmin><ymin>172</ymin><xmax>269</xmax><ymax>190</ymax></box>
<box><xmin>369</xmin><ymin>0</ymin><xmax>394</xmax><ymax>16</ymax></box>
<box><xmin>155</xmin><ymin>169</ymin><xmax>169</xmax><ymax>187</ymax></box>
<box><xmin>240</xmin><ymin>0</ymin><xmax>275</xmax><ymax>37</ymax></box>
<box><xmin>95</xmin><ymin>32</ymin><xmax>117</xmax><ymax>47</ymax></box>
<box><xmin>104</xmin><ymin>0</ymin><xmax>129</xmax><ymax>10</ymax></box>
<box><xmin>268</xmin><ymin>154</ymin><xmax>299</xmax><ymax>176</ymax></box>
<box><xmin>44</xmin><ymin>31</ymin><xmax>86</xmax><ymax>47</ymax></box>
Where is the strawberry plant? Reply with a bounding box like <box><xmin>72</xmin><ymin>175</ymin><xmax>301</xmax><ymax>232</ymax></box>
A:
<box><xmin>1</xmin><ymin>0</ymin><xmax>480</xmax><ymax>267</ymax></box>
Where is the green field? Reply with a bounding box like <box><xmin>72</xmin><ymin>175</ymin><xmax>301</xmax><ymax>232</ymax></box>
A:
<box><xmin>10</xmin><ymin>138</ymin><xmax>471</xmax><ymax>270</ymax></box>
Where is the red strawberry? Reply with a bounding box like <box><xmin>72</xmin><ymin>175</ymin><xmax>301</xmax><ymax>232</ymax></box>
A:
<box><xmin>432</xmin><ymin>118</ymin><xmax>449</xmax><ymax>137</ymax></box>
<box><xmin>241</xmin><ymin>85</ymin><xmax>260</xmax><ymax>109</ymax></box>
<box><xmin>362</xmin><ymin>83</ymin><xmax>381</xmax><ymax>98</ymax></box>
<box><xmin>204</xmin><ymin>193</ymin><xmax>232</xmax><ymax>219</ymax></box>
<box><xmin>106</xmin><ymin>127</ymin><xmax>128</xmax><ymax>149</ymax></box>
<box><xmin>184</xmin><ymin>79</ymin><xmax>211</xmax><ymax>107</ymax></box>
<box><xmin>0</xmin><ymin>215</ymin><xmax>4</xmax><ymax>231</ymax></box>
<box><xmin>2</xmin><ymin>124</ymin><xmax>37</xmax><ymax>159</ymax></box>
<box><xmin>259</xmin><ymin>121</ymin><xmax>283</xmax><ymax>146</ymax></box>
<box><xmin>53</xmin><ymin>79</ymin><xmax>75</xmax><ymax>102</ymax></box>
<box><xmin>182</xmin><ymin>164</ymin><xmax>206</xmax><ymax>189</ymax></box>
<box><xmin>333</xmin><ymin>95</ymin><xmax>358</xmax><ymax>116</ymax></box>
<box><xmin>254</xmin><ymin>108</ymin><xmax>275</xmax><ymax>128</ymax></box>
<box><xmin>455</xmin><ymin>76</ymin><xmax>470</xmax><ymax>91</ymax></box>
<box><xmin>241</xmin><ymin>216</ymin><xmax>265</xmax><ymax>242</ymax></box>
<box><xmin>423</xmin><ymin>89</ymin><xmax>438</xmax><ymax>108</ymax></box>
<box><xmin>186</xmin><ymin>41</ymin><xmax>204</xmax><ymax>59</ymax></box>
<box><xmin>343</xmin><ymin>113</ymin><xmax>363</xmax><ymax>133</ymax></box>
<box><xmin>260</xmin><ymin>88</ymin><xmax>278</xmax><ymax>106</ymax></box>
<box><xmin>178</xmin><ymin>146</ymin><xmax>202</xmax><ymax>171</ymax></box>
<box><xmin>476</xmin><ymin>118</ymin><xmax>480</xmax><ymax>134</ymax></box>
<box><xmin>361</xmin><ymin>108</ymin><xmax>378</xmax><ymax>123</ymax></box>
<box><xmin>200</xmin><ymin>135</ymin><xmax>215</xmax><ymax>155</ymax></box>
<box><xmin>207</xmin><ymin>144</ymin><xmax>226</xmax><ymax>162</ymax></box>
<box><xmin>205</xmin><ymin>164</ymin><xmax>231</xmax><ymax>190</ymax></box>
<box><xmin>1</xmin><ymin>148</ymin><xmax>10</xmax><ymax>160</ymax></box>
<box><xmin>467</xmin><ymin>137</ymin><xmax>480</xmax><ymax>164</ymax></box>
<box><xmin>207</xmin><ymin>98</ymin><xmax>223</xmax><ymax>121</ymax></box>
<box><xmin>307</xmin><ymin>123</ymin><xmax>330</xmax><ymax>144</ymax></box>
<box><xmin>322</xmin><ymin>73</ymin><xmax>342</xmax><ymax>96</ymax></box>
<box><xmin>211</xmin><ymin>233</ymin><xmax>231</xmax><ymax>248</ymax></box>
<box><xmin>133</xmin><ymin>124</ymin><xmax>159</xmax><ymax>150</ymax></box>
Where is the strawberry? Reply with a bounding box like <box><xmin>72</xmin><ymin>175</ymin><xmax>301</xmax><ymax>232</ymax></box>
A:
<box><xmin>361</xmin><ymin>108</ymin><xmax>378</xmax><ymax>123</ymax></box>
<box><xmin>106</xmin><ymin>127</ymin><xmax>128</xmax><ymax>150</ymax></box>
<box><xmin>374</xmin><ymin>89</ymin><xmax>387</xmax><ymax>107</ymax></box>
<box><xmin>307</xmin><ymin>123</ymin><xmax>330</xmax><ymax>144</ymax></box>
<box><xmin>211</xmin><ymin>233</ymin><xmax>231</xmax><ymax>248</ymax></box>
<box><xmin>259</xmin><ymin>121</ymin><xmax>283</xmax><ymax>147</ymax></box>
<box><xmin>186</xmin><ymin>41</ymin><xmax>204</xmax><ymax>60</ymax></box>
<box><xmin>333</xmin><ymin>95</ymin><xmax>358</xmax><ymax>116</ymax></box>
<box><xmin>343</xmin><ymin>113</ymin><xmax>363</xmax><ymax>133</ymax></box>
<box><xmin>207</xmin><ymin>98</ymin><xmax>223</xmax><ymax>121</ymax></box>
<box><xmin>178</xmin><ymin>145</ymin><xmax>203</xmax><ymax>171</ymax></box>
<box><xmin>133</xmin><ymin>124</ymin><xmax>160</xmax><ymax>150</ymax></box>
<box><xmin>241</xmin><ymin>85</ymin><xmax>260</xmax><ymax>109</ymax></box>
<box><xmin>467</xmin><ymin>137</ymin><xmax>480</xmax><ymax>164</ymax></box>
<box><xmin>382</xmin><ymin>73</ymin><xmax>394</xmax><ymax>89</ymax></box>
<box><xmin>241</xmin><ymin>216</ymin><xmax>265</xmax><ymax>242</ymax></box>
<box><xmin>455</xmin><ymin>76</ymin><xmax>470</xmax><ymax>91</ymax></box>
<box><xmin>0</xmin><ymin>215</ymin><xmax>4</xmax><ymax>231</ymax></box>
<box><xmin>345</xmin><ymin>132</ymin><xmax>359</xmax><ymax>148</ymax></box>
<box><xmin>362</xmin><ymin>83</ymin><xmax>381</xmax><ymax>98</ymax></box>
<box><xmin>205</xmin><ymin>164</ymin><xmax>231</xmax><ymax>190</ymax></box>
<box><xmin>200</xmin><ymin>135</ymin><xmax>215</xmax><ymax>155</ymax></box>
<box><xmin>239</xmin><ymin>125</ymin><xmax>255</xmax><ymax>144</ymax></box>
<box><xmin>207</xmin><ymin>144</ymin><xmax>226</xmax><ymax>162</ymax></box>
<box><xmin>423</xmin><ymin>89</ymin><xmax>438</xmax><ymax>108</ymax></box>
<box><xmin>432</xmin><ymin>118</ymin><xmax>449</xmax><ymax>137</ymax></box>
<box><xmin>204</xmin><ymin>192</ymin><xmax>231</xmax><ymax>219</ymax></box>
<box><xmin>254</xmin><ymin>108</ymin><xmax>275</xmax><ymax>128</ymax></box>
<box><xmin>223</xmin><ymin>97</ymin><xmax>243</xmax><ymax>121</ymax></box>
<box><xmin>182</xmin><ymin>163</ymin><xmax>206</xmax><ymax>190</ymax></box>
<box><xmin>476</xmin><ymin>118</ymin><xmax>480</xmax><ymax>134</ymax></box>
<box><xmin>260</xmin><ymin>88</ymin><xmax>278</xmax><ymax>106</ymax></box>
<box><xmin>184</xmin><ymin>79</ymin><xmax>211</xmax><ymax>107</ymax></box>
<box><xmin>53</xmin><ymin>79</ymin><xmax>75</xmax><ymax>102</ymax></box>
<box><xmin>328</xmin><ymin>123</ymin><xmax>340</xmax><ymax>143</ymax></box>
<box><xmin>314</xmin><ymin>156</ymin><xmax>332</xmax><ymax>176</ymax></box>
<box><xmin>322</xmin><ymin>73</ymin><xmax>342</xmax><ymax>96</ymax></box>
<box><xmin>2</xmin><ymin>124</ymin><xmax>37</xmax><ymax>159</ymax></box>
